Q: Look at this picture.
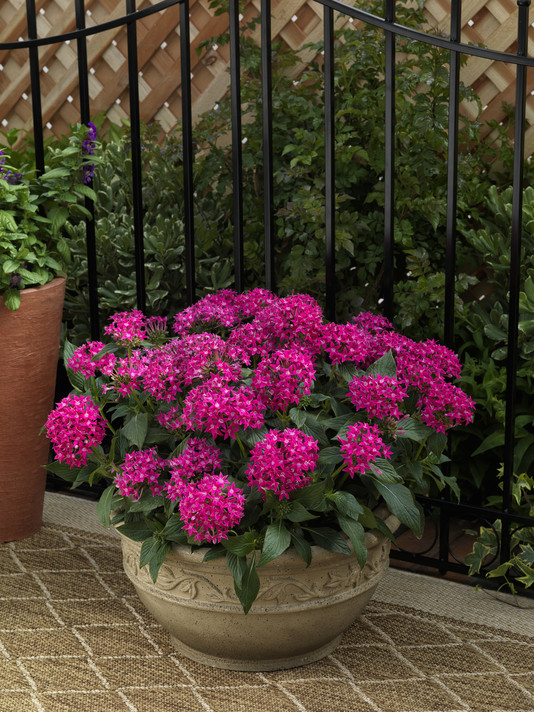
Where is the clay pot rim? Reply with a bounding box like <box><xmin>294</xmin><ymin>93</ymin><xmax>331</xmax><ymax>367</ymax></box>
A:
<box><xmin>0</xmin><ymin>275</ymin><xmax>66</xmax><ymax>306</ymax></box>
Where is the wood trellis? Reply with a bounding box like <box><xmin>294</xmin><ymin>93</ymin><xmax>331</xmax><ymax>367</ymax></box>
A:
<box><xmin>0</xmin><ymin>0</ymin><xmax>533</xmax><ymax>154</ymax></box>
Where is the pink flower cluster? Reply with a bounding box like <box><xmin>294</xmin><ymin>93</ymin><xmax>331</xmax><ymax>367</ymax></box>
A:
<box><xmin>67</xmin><ymin>341</ymin><xmax>116</xmax><ymax>378</ymax></box>
<box><xmin>338</xmin><ymin>423</ymin><xmax>392</xmax><ymax>478</ymax></box>
<box><xmin>45</xmin><ymin>394</ymin><xmax>106</xmax><ymax>467</ymax></box>
<box><xmin>114</xmin><ymin>447</ymin><xmax>165</xmax><ymax>500</ymax></box>
<box><xmin>104</xmin><ymin>310</ymin><xmax>147</xmax><ymax>345</ymax></box>
<box><xmin>418</xmin><ymin>382</ymin><xmax>475</xmax><ymax>433</ymax></box>
<box><xmin>179</xmin><ymin>375</ymin><xmax>264</xmax><ymax>439</ymax></box>
<box><xmin>252</xmin><ymin>347</ymin><xmax>316</xmax><ymax>411</ymax></box>
<box><xmin>178</xmin><ymin>473</ymin><xmax>245</xmax><ymax>544</ymax></box>
<box><xmin>166</xmin><ymin>438</ymin><xmax>223</xmax><ymax>501</ymax></box>
<box><xmin>246</xmin><ymin>429</ymin><xmax>319</xmax><ymax>500</ymax></box>
<box><xmin>320</xmin><ymin>322</ymin><xmax>385</xmax><ymax>367</ymax></box>
<box><xmin>348</xmin><ymin>374</ymin><xmax>408</xmax><ymax>420</ymax></box>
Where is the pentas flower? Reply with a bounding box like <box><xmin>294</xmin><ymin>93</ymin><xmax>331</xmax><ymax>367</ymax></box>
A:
<box><xmin>226</xmin><ymin>321</ymin><xmax>277</xmax><ymax>363</ymax></box>
<box><xmin>417</xmin><ymin>380</ymin><xmax>475</xmax><ymax>433</ymax></box>
<box><xmin>145</xmin><ymin>316</ymin><xmax>168</xmax><ymax>344</ymax></box>
<box><xmin>348</xmin><ymin>374</ymin><xmax>408</xmax><ymax>420</ymax></box>
<box><xmin>114</xmin><ymin>447</ymin><xmax>165</xmax><ymax>500</ymax></box>
<box><xmin>252</xmin><ymin>347</ymin><xmax>316</xmax><ymax>411</ymax></box>
<box><xmin>338</xmin><ymin>423</ymin><xmax>392</xmax><ymax>478</ymax></box>
<box><xmin>178</xmin><ymin>473</ymin><xmax>245</xmax><ymax>544</ymax></box>
<box><xmin>320</xmin><ymin>322</ymin><xmax>385</xmax><ymax>367</ymax></box>
<box><xmin>142</xmin><ymin>345</ymin><xmax>182</xmax><ymax>403</ymax></box>
<box><xmin>104</xmin><ymin>310</ymin><xmax>147</xmax><ymax>345</ymax></box>
<box><xmin>67</xmin><ymin>341</ymin><xmax>116</xmax><ymax>378</ymax></box>
<box><xmin>45</xmin><ymin>394</ymin><xmax>106</xmax><ymax>468</ymax></box>
<box><xmin>253</xmin><ymin>294</ymin><xmax>324</xmax><ymax>351</ymax></box>
<box><xmin>246</xmin><ymin>429</ymin><xmax>319</xmax><ymax>500</ymax></box>
<box><xmin>173</xmin><ymin>290</ymin><xmax>241</xmax><ymax>337</ymax></box>
<box><xmin>234</xmin><ymin>287</ymin><xmax>278</xmax><ymax>317</ymax></box>
<box><xmin>166</xmin><ymin>438</ymin><xmax>223</xmax><ymax>501</ymax></box>
<box><xmin>381</xmin><ymin>333</ymin><xmax>462</xmax><ymax>390</ymax></box>
<box><xmin>180</xmin><ymin>375</ymin><xmax>264</xmax><ymax>439</ymax></box>
<box><xmin>353</xmin><ymin>312</ymin><xmax>393</xmax><ymax>333</ymax></box>
<box><xmin>170</xmin><ymin>333</ymin><xmax>238</xmax><ymax>385</ymax></box>
<box><xmin>104</xmin><ymin>352</ymin><xmax>145</xmax><ymax>397</ymax></box>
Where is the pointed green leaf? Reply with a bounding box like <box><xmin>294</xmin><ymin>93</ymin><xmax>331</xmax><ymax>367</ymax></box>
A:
<box><xmin>372</xmin><ymin>481</ymin><xmax>424</xmax><ymax>537</ymax></box>
<box><xmin>257</xmin><ymin>522</ymin><xmax>291</xmax><ymax>567</ymax></box>
<box><xmin>234</xmin><ymin>556</ymin><xmax>260</xmax><ymax>614</ymax></box>
<box><xmin>122</xmin><ymin>412</ymin><xmax>148</xmax><ymax>450</ymax></box>
<box><xmin>96</xmin><ymin>484</ymin><xmax>119</xmax><ymax>528</ymax></box>
<box><xmin>337</xmin><ymin>515</ymin><xmax>367</xmax><ymax>569</ymax></box>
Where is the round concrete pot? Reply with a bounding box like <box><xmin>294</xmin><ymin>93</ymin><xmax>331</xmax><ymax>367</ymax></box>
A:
<box><xmin>118</xmin><ymin>511</ymin><xmax>398</xmax><ymax>671</ymax></box>
<box><xmin>0</xmin><ymin>277</ymin><xmax>65</xmax><ymax>543</ymax></box>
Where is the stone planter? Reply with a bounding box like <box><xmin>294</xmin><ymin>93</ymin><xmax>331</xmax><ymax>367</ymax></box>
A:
<box><xmin>118</xmin><ymin>511</ymin><xmax>398</xmax><ymax>671</ymax></box>
<box><xmin>0</xmin><ymin>277</ymin><xmax>66</xmax><ymax>543</ymax></box>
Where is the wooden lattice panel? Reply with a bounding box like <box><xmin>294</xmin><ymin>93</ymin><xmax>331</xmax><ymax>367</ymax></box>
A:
<box><xmin>0</xmin><ymin>0</ymin><xmax>534</xmax><ymax>156</ymax></box>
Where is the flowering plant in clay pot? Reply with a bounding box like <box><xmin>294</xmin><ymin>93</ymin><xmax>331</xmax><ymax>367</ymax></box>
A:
<box><xmin>0</xmin><ymin>123</ymin><xmax>98</xmax><ymax>310</ymax></box>
<box><xmin>45</xmin><ymin>288</ymin><xmax>475</xmax><ymax>612</ymax></box>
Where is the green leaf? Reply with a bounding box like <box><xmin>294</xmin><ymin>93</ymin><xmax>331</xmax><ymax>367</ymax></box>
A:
<box><xmin>366</xmin><ymin>350</ymin><xmax>397</xmax><ymax>378</ymax></box>
<box><xmin>368</xmin><ymin>459</ymin><xmax>403</xmax><ymax>484</ymax></box>
<box><xmin>337</xmin><ymin>515</ymin><xmax>367</xmax><ymax>569</ymax></box>
<box><xmin>472</xmin><ymin>431</ymin><xmax>505</xmax><ymax>457</ymax></box>
<box><xmin>234</xmin><ymin>556</ymin><xmax>260</xmax><ymax>614</ymax></box>
<box><xmin>122</xmin><ymin>412</ymin><xmax>148</xmax><ymax>450</ymax></box>
<box><xmin>371</xmin><ymin>481</ymin><xmax>424</xmax><ymax>537</ymax></box>
<box><xmin>290</xmin><ymin>481</ymin><xmax>327</xmax><ymax>510</ymax></box>
<box><xmin>203</xmin><ymin>545</ymin><xmax>226</xmax><ymax>562</ymax></box>
<box><xmin>2</xmin><ymin>287</ymin><xmax>20</xmax><ymax>311</ymax></box>
<box><xmin>286</xmin><ymin>501</ymin><xmax>319</xmax><ymax>523</ymax></box>
<box><xmin>116</xmin><ymin>520</ymin><xmax>154</xmax><ymax>542</ymax></box>
<box><xmin>395</xmin><ymin>417</ymin><xmax>431</xmax><ymax>443</ymax></box>
<box><xmin>290</xmin><ymin>529</ymin><xmax>312</xmax><ymax>566</ymax></box>
<box><xmin>226</xmin><ymin>551</ymin><xmax>247</xmax><ymax>586</ymax></box>
<box><xmin>327</xmin><ymin>490</ymin><xmax>364</xmax><ymax>519</ymax></box>
<box><xmin>257</xmin><ymin>522</ymin><xmax>291</xmax><ymax>567</ymax></box>
<box><xmin>310</xmin><ymin>527</ymin><xmax>352</xmax><ymax>555</ymax></box>
<box><xmin>96</xmin><ymin>484</ymin><xmax>118</xmax><ymax>528</ymax></box>
<box><xmin>289</xmin><ymin>408</ymin><xmax>306</xmax><ymax>428</ymax></box>
<box><xmin>222</xmin><ymin>531</ymin><xmax>256</xmax><ymax>556</ymax></box>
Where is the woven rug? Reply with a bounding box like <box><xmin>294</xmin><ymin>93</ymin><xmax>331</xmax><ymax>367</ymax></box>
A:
<box><xmin>0</xmin><ymin>493</ymin><xmax>533</xmax><ymax>712</ymax></box>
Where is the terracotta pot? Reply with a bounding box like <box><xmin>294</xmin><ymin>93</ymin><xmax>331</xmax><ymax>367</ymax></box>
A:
<box><xmin>118</xmin><ymin>511</ymin><xmax>398</xmax><ymax>671</ymax></box>
<box><xmin>0</xmin><ymin>277</ymin><xmax>66</xmax><ymax>543</ymax></box>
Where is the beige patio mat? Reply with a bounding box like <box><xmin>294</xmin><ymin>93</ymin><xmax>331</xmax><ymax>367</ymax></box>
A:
<box><xmin>0</xmin><ymin>492</ymin><xmax>532</xmax><ymax>712</ymax></box>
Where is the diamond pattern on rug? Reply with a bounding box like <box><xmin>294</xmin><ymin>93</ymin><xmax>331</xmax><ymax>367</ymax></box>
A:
<box><xmin>1</xmin><ymin>522</ymin><xmax>533</xmax><ymax>712</ymax></box>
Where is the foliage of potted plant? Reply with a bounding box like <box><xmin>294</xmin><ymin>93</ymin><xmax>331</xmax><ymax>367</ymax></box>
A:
<box><xmin>0</xmin><ymin>124</ymin><xmax>97</xmax><ymax>543</ymax></box>
<box><xmin>45</xmin><ymin>288</ymin><xmax>475</xmax><ymax>669</ymax></box>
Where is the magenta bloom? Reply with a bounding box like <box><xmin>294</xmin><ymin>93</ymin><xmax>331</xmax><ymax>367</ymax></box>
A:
<box><xmin>348</xmin><ymin>374</ymin><xmax>408</xmax><ymax>420</ymax></box>
<box><xmin>252</xmin><ymin>347</ymin><xmax>316</xmax><ymax>411</ymax></box>
<box><xmin>338</xmin><ymin>423</ymin><xmax>392</xmax><ymax>478</ymax></box>
<box><xmin>67</xmin><ymin>341</ymin><xmax>116</xmax><ymax>378</ymax></box>
<box><xmin>180</xmin><ymin>375</ymin><xmax>264</xmax><ymax>439</ymax></box>
<box><xmin>166</xmin><ymin>438</ymin><xmax>223</xmax><ymax>501</ymax></box>
<box><xmin>45</xmin><ymin>394</ymin><xmax>106</xmax><ymax>468</ymax></box>
<box><xmin>320</xmin><ymin>322</ymin><xmax>386</xmax><ymax>367</ymax></box>
<box><xmin>173</xmin><ymin>290</ymin><xmax>241</xmax><ymax>337</ymax></box>
<box><xmin>253</xmin><ymin>294</ymin><xmax>324</xmax><ymax>351</ymax></box>
<box><xmin>246</xmin><ymin>429</ymin><xmax>319</xmax><ymax>500</ymax></box>
<box><xmin>104</xmin><ymin>352</ymin><xmax>145</xmax><ymax>398</ymax></box>
<box><xmin>114</xmin><ymin>447</ymin><xmax>166</xmax><ymax>500</ymax></box>
<box><xmin>104</xmin><ymin>310</ymin><xmax>147</xmax><ymax>345</ymax></box>
<box><xmin>178</xmin><ymin>473</ymin><xmax>245</xmax><ymax>544</ymax></box>
<box><xmin>142</xmin><ymin>345</ymin><xmax>182</xmax><ymax>403</ymax></box>
<box><xmin>352</xmin><ymin>312</ymin><xmax>393</xmax><ymax>333</ymax></box>
<box><xmin>417</xmin><ymin>381</ymin><xmax>475</xmax><ymax>433</ymax></box>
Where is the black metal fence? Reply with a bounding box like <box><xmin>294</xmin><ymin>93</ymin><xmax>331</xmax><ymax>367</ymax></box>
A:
<box><xmin>4</xmin><ymin>0</ymin><xmax>534</xmax><ymax>590</ymax></box>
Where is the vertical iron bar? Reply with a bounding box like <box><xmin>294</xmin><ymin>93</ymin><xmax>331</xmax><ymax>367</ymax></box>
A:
<box><xmin>444</xmin><ymin>0</ymin><xmax>461</xmax><ymax>351</ymax></box>
<box><xmin>261</xmin><ymin>0</ymin><xmax>274</xmax><ymax>291</ymax></box>
<box><xmin>126</xmin><ymin>0</ymin><xmax>146</xmax><ymax>313</ymax></box>
<box><xmin>324</xmin><ymin>5</ymin><xmax>335</xmax><ymax>322</ymax></box>
<box><xmin>75</xmin><ymin>0</ymin><xmax>100</xmax><ymax>339</ymax></box>
<box><xmin>439</xmin><ymin>0</ymin><xmax>462</xmax><ymax>573</ymax></box>
<box><xmin>383</xmin><ymin>0</ymin><xmax>395</xmax><ymax>321</ymax></box>
<box><xmin>26</xmin><ymin>0</ymin><xmax>44</xmax><ymax>174</ymax></box>
<box><xmin>180</xmin><ymin>0</ymin><xmax>196</xmax><ymax>306</ymax></box>
<box><xmin>229</xmin><ymin>0</ymin><xmax>244</xmax><ymax>293</ymax></box>
<box><xmin>502</xmin><ymin>0</ymin><xmax>530</xmax><ymax>563</ymax></box>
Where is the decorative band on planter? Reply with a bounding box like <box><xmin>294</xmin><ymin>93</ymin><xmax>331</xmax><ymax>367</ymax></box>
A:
<box><xmin>118</xmin><ymin>511</ymin><xmax>398</xmax><ymax>671</ymax></box>
<box><xmin>0</xmin><ymin>277</ymin><xmax>65</xmax><ymax>543</ymax></box>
